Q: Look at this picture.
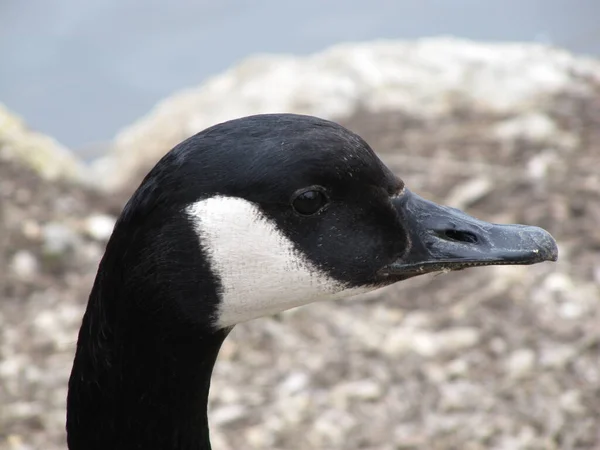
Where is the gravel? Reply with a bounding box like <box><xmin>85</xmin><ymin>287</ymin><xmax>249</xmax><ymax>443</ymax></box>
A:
<box><xmin>1</xmin><ymin>84</ymin><xmax>600</xmax><ymax>449</ymax></box>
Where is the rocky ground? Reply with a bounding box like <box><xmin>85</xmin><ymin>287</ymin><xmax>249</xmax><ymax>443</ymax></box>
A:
<box><xmin>1</xmin><ymin>39</ymin><xmax>599</xmax><ymax>449</ymax></box>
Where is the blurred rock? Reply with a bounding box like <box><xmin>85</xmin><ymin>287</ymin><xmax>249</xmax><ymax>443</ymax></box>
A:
<box><xmin>9</xmin><ymin>251</ymin><xmax>38</xmax><ymax>280</ymax></box>
<box><xmin>384</xmin><ymin>327</ymin><xmax>479</xmax><ymax>358</ymax></box>
<box><xmin>333</xmin><ymin>379</ymin><xmax>383</xmax><ymax>402</ymax></box>
<box><xmin>493</xmin><ymin>112</ymin><xmax>569</xmax><ymax>144</ymax></box>
<box><xmin>4</xmin><ymin>436</ymin><xmax>33</xmax><ymax>450</ymax></box>
<box><xmin>278</xmin><ymin>371</ymin><xmax>310</xmax><ymax>396</ymax></box>
<box><xmin>559</xmin><ymin>390</ymin><xmax>584</xmax><ymax>415</ymax></box>
<box><xmin>540</xmin><ymin>344</ymin><xmax>575</xmax><ymax>369</ymax></box>
<box><xmin>506</xmin><ymin>349</ymin><xmax>536</xmax><ymax>380</ymax></box>
<box><xmin>83</xmin><ymin>214</ymin><xmax>116</xmax><ymax>241</ymax></box>
<box><xmin>42</xmin><ymin>222</ymin><xmax>80</xmax><ymax>256</ymax></box>
<box><xmin>446</xmin><ymin>177</ymin><xmax>492</xmax><ymax>209</ymax></box>
<box><xmin>210</xmin><ymin>404</ymin><xmax>248</xmax><ymax>426</ymax></box>
<box><xmin>21</xmin><ymin>221</ymin><xmax>42</xmax><ymax>240</ymax></box>
<box><xmin>92</xmin><ymin>37</ymin><xmax>600</xmax><ymax>193</ymax></box>
<box><xmin>0</xmin><ymin>103</ymin><xmax>86</xmax><ymax>182</ymax></box>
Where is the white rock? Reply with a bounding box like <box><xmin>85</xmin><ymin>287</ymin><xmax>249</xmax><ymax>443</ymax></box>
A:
<box><xmin>10</xmin><ymin>250</ymin><xmax>39</xmax><ymax>279</ymax></box>
<box><xmin>0</xmin><ymin>357</ymin><xmax>23</xmax><ymax>378</ymax></box>
<box><xmin>543</xmin><ymin>272</ymin><xmax>574</xmax><ymax>293</ymax></box>
<box><xmin>559</xmin><ymin>301</ymin><xmax>584</xmax><ymax>319</ymax></box>
<box><xmin>446</xmin><ymin>177</ymin><xmax>492</xmax><ymax>209</ymax></box>
<box><xmin>338</xmin><ymin>379</ymin><xmax>383</xmax><ymax>400</ymax></box>
<box><xmin>402</xmin><ymin>311</ymin><xmax>432</xmax><ymax>328</ymax></box>
<box><xmin>84</xmin><ymin>214</ymin><xmax>116</xmax><ymax>241</ymax></box>
<box><xmin>506</xmin><ymin>349</ymin><xmax>536</xmax><ymax>379</ymax></box>
<box><xmin>436</xmin><ymin>327</ymin><xmax>480</xmax><ymax>354</ymax></box>
<box><xmin>527</xmin><ymin>152</ymin><xmax>559</xmax><ymax>180</ymax></box>
<box><xmin>278</xmin><ymin>372</ymin><xmax>309</xmax><ymax>396</ymax></box>
<box><xmin>32</xmin><ymin>310</ymin><xmax>59</xmax><ymax>333</ymax></box>
<box><xmin>42</xmin><ymin>222</ymin><xmax>80</xmax><ymax>255</ymax></box>
<box><xmin>446</xmin><ymin>358</ymin><xmax>469</xmax><ymax>377</ymax></box>
<box><xmin>559</xmin><ymin>390</ymin><xmax>584</xmax><ymax>414</ymax></box>
<box><xmin>210</xmin><ymin>404</ymin><xmax>247</xmax><ymax>425</ymax></box>
<box><xmin>410</xmin><ymin>331</ymin><xmax>439</xmax><ymax>357</ymax></box>
<box><xmin>384</xmin><ymin>327</ymin><xmax>479</xmax><ymax>358</ymax></box>
<box><xmin>439</xmin><ymin>381</ymin><xmax>482</xmax><ymax>411</ymax></box>
<box><xmin>312</xmin><ymin>409</ymin><xmax>356</xmax><ymax>446</ymax></box>
<box><xmin>540</xmin><ymin>345</ymin><xmax>575</xmax><ymax>368</ymax></box>
<box><xmin>490</xmin><ymin>337</ymin><xmax>508</xmax><ymax>355</ymax></box>
<box><xmin>493</xmin><ymin>112</ymin><xmax>558</xmax><ymax>143</ymax></box>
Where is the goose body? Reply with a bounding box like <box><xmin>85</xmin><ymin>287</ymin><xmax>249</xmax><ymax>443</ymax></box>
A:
<box><xmin>66</xmin><ymin>114</ymin><xmax>557</xmax><ymax>449</ymax></box>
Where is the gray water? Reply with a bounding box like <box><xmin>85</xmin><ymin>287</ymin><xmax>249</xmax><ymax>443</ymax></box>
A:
<box><xmin>1</xmin><ymin>0</ymin><xmax>599</xmax><ymax>158</ymax></box>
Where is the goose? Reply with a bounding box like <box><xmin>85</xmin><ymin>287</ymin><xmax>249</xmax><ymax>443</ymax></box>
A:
<box><xmin>66</xmin><ymin>113</ymin><xmax>558</xmax><ymax>450</ymax></box>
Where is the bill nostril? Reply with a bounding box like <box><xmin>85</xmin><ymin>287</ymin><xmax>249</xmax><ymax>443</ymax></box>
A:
<box><xmin>438</xmin><ymin>229</ymin><xmax>479</xmax><ymax>244</ymax></box>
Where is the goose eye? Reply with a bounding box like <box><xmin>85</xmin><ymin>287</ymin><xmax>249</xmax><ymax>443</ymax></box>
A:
<box><xmin>292</xmin><ymin>189</ymin><xmax>328</xmax><ymax>215</ymax></box>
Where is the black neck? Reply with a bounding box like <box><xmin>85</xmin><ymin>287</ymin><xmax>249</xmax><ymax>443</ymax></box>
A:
<box><xmin>67</xmin><ymin>185</ymin><xmax>229</xmax><ymax>450</ymax></box>
<box><xmin>67</xmin><ymin>287</ymin><xmax>227</xmax><ymax>450</ymax></box>
<box><xmin>66</xmin><ymin>208</ymin><xmax>228</xmax><ymax>450</ymax></box>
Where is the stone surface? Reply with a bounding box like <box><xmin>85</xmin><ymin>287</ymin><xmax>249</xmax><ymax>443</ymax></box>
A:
<box><xmin>0</xmin><ymin>104</ymin><xmax>87</xmax><ymax>182</ymax></box>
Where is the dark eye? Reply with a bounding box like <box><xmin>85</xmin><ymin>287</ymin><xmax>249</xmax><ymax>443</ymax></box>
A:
<box><xmin>291</xmin><ymin>189</ymin><xmax>328</xmax><ymax>215</ymax></box>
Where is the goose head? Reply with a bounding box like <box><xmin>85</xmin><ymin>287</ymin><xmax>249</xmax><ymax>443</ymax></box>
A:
<box><xmin>67</xmin><ymin>113</ymin><xmax>557</xmax><ymax>450</ymax></box>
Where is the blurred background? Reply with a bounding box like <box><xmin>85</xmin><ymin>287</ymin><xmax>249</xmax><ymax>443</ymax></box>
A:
<box><xmin>1</xmin><ymin>1</ymin><xmax>599</xmax><ymax>450</ymax></box>
<box><xmin>2</xmin><ymin>0</ymin><xmax>600</xmax><ymax>157</ymax></box>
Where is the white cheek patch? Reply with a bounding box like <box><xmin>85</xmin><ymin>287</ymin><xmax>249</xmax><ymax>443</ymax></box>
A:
<box><xmin>186</xmin><ymin>196</ymin><xmax>372</xmax><ymax>328</ymax></box>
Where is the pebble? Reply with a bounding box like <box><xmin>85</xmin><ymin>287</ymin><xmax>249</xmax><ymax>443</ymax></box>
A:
<box><xmin>337</xmin><ymin>379</ymin><xmax>383</xmax><ymax>401</ymax></box>
<box><xmin>402</xmin><ymin>311</ymin><xmax>432</xmax><ymax>328</ymax></box>
<box><xmin>0</xmin><ymin>358</ymin><xmax>23</xmax><ymax>379</ymax></box>
<box><xmin>21</xmin><ymin>220</ymin><xmax>42</xmax><ymax>240</ymax></box>
<box><xmin>594</xmin><ymin>265</ymin><xmax>600</xmax><ymax>285</ymax></box>
<box><xmin>312</xmin><ymin>409</ymin><xmax>356</xmax><ymax>447</ymax></box>
<box><xmin>278</xmin><ymin>372</ymin><xmax>309</xmax><ymax>396</ymax></box>
<box><xmin>506</xmin><ymin>349</ymin><xmax>536</xmax><ymax>379</ymax></box>
<box><xmin>493</xmin><ymin>112</ymin><xmax>558</xmax><ymax>143</ymax></box>
<box><xmin>527</xmin><ymin>152</ymin><xmax>558</xmax><ymax>180</ymax></box>
<box><xmin>489</xmin><ymin>337</ymin><xmax>508</xmax><ymax>355</ymax></box>
<box><xmin>437</xmin><ymin>328</ymin><xmax>480</xmax><ymax>354</ymax></box>
<box><xmin>384</xmin><ymin>327</ymin><xmax>480</xmax><ymax>358</ymax></box>
<box><xmin>446</xmin><ymin>358</ymin><xmax>469</xmax><ymax>377</ymax></box>
<box><xmin>540</xmin><ymin>345</ymin><xmax>575</xmax><ymax>369</ymax></box>
<box><xmin>424</xmin><ymin>363</ymin><xmax>447</xmax><ymax>383</ymax></box>
<box><xmin>210</xmin><ymin>404</ymin><xmax>247</xmax><ymax>425</ymax></box>
<box><xmin>3</xmin><ymin>401</ymin><xmax>42</xmax><ymax>419</ymax></box>
<box><xmin>543</xmin><ymin>272</ymin><xmax>574</xmax><ymax>293</ymax></box>
<box><xmin>410</xmin><ymin>332</ymin><xmax>438</xmax><ymax>357</ymax></box>
<box><xmin>6</xmin><ymin>435</ymin><xmax>34</xmax><ymax>450</ymax></box>
<box><xmin>10</xmin><ymin>250</ymin><xmax>39</xmax><ymax>279</ymax></box>
<box><xmin>559</xmin><ymin>301</ymin><xmax>584</xmax><ymax>319</ymax></box>
<box><xmin>559</xmin><ymin>390</ymin><xmax>584</xmax><ymax>414</ymax></box>
<box><xmin>84</xmin><ymin>214</ymin><xmax>116</xmax><ymax>241</ymax></box>
<box><xmin>439</xmin><ymin>381</ymin><xmax>481</xmax><ymax>411</ymax></box>
<box><xmin>42</xmin><ymin>222</ymin><xmax>80</xmax><ymax>255</ymax></box>
<box><xmin>446</xmin><ymin>177</ymin><xmax>492</xmax><ymax>209</ymax></box>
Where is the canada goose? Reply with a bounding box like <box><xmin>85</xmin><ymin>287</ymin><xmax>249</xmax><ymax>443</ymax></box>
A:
<box><xmin>66</xmin><ymin>113</ymin><xmax>557</xmax><ymax>450</ymax></box>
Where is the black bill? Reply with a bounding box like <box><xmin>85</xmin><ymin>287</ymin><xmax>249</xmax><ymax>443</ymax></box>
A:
<box><xmin>381</xmin><ymin>189</ymin><xmax>558</xmax><ymax>277</ymax></box>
